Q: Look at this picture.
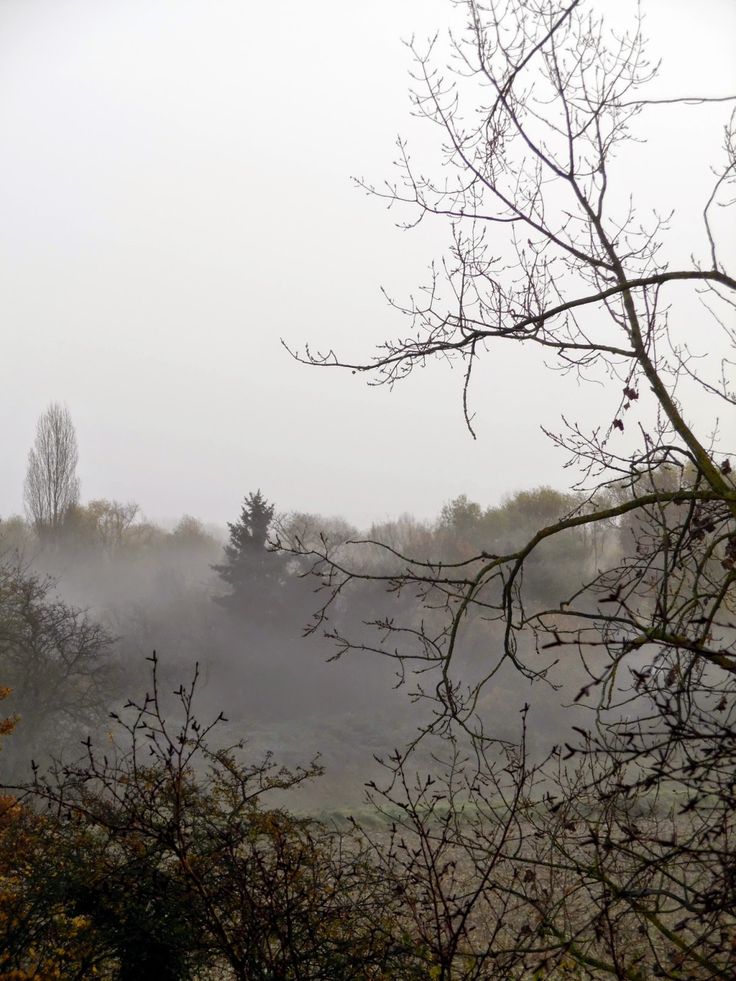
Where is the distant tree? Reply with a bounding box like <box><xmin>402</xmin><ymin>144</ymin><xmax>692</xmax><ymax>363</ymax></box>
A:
<box><xmin>23</xmin><ymin>403</ymin><xmax>80</xmax><ymax>541</ymax></box>
<box><xmin>0</xmin><ymin>516</ymin><xmax>34</xmax><ymax>561</ymax></box>
<box><xmin>277</xmin><ymin>511</ymin><xmax>359</xmax><ymax>553</ymax></box>
<box><xmin>439</xmin><ymin>494</ymin><xmax>483</xmax><ymax>536</ymax></box>
<box><xmin>169</xmin><ymin>514</ymin><xmax>220</xmax><ymax>555</ymax></box>
<box><xmin>435</xmin><ymin>488</ymin><xmax>589</xmax><ymax>601</ymax></box>
<box><xmin>123</xmin><ymin>519</ymin><xmax>167</xmax><ymax>552</ymax></box>
<box><xmin>213</xmin><ymin>490</ymin><xmax>289</xmax><ymax>619</ymax></box>
<box><xmin>60</xmin><ymin>499</ymin><xmax>140</xmax><ymax>553</ymax></box>
<box><xmin>86</xmin><ymin>499</ymin><xmax>139</xmax><ymax>550</ymax></box>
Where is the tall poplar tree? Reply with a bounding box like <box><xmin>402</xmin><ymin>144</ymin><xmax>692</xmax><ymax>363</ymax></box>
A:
<box><xmin>23</xmin><ymin>403</ymin><xmax>80</xmax><ymax>542</ymax></box>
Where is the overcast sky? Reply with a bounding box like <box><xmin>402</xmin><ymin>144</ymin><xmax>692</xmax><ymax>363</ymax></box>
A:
<box><xmin>1</xmin><ymin>0</ymin><xmax>734</xmax><ymax>528</ymax></box>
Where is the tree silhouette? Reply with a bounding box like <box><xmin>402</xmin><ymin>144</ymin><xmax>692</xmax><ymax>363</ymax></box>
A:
<box><xmin>23</xmin><ymin>403</ymin><xmax>80</xmax><ymax>542</ymax></box>
<box><xmin>286</xmin><ymin>2</ymin><xmax>736</xmax><ymax>975</ymax></box>
<box><xmin>213</xmin><ymin>490</ymin><xmax>288</xmax><ymax>621</ymax></box>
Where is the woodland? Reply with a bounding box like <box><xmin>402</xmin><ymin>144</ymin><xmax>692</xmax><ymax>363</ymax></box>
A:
<box><xmin>1</xmin><ymin>1</ymin><xmax>735</xmax><ymax>978</ymax></box>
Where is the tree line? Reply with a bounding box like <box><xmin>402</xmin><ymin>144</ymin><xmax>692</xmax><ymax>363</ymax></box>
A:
<box><xmin>1</xmin><ymin>1</ymin><xmax>734</xmax><ymax>977</ymax></box>
<box><xmin>2</xmin><ymin>400</ymin><xmax>597</xmax><ymax>778</ymax></box>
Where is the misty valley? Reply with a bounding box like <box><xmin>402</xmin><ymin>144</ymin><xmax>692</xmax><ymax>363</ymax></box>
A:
<box><xmin>1</xmin><ymin>0</ymin><xmax>734</xmax><ymax>977</ymax></box>
<box><xmin>0</xmin><ymin>481</ymin><xmax>600</xmax><ymax>804</ymax></box>
<box><xmin>1</xmin><ymin>439</ymin><xmax>733</xmax><ymax>978</ymax></box>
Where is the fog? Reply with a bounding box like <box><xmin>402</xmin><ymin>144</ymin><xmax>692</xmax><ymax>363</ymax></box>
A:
<box><xmin>0</xmin><ymin>487</ymin><xmax>605</xmax><ymax>807</ymax></box>
<box><xmin>1</xmin><ymin>0</ymin><xmax>734</xmax><ymax>529</ymax></box>
<box><xmin>1</xmin><ymin>1</ymin><xmax>734</xmax><ymax>810</ymax></box>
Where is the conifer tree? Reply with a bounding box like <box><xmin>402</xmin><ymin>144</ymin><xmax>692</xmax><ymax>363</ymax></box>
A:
<box><xmin>213</xmin><ymin>491</ymin><xmax>286</xmax><ymax>619</ymax></box>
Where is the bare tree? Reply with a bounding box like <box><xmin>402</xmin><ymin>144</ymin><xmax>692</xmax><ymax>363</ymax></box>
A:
<box><xmin>86</xmin><ymin>498</ymin><xmax>139</xmax><ymax>550</ymax></box>
<box><xmin>284</xmin><ymin>2</ymin><xmax>736</xmax><ymax>976</ymax></box>
<box><xmin>288</xmin><ymin>0</ymin><xmax>736</xmax><ymax>733</ymax></box>
<box><xmin>23</xmin><ymin>403</ymin><xmax>80</xmax><ymax>539</ymax></box>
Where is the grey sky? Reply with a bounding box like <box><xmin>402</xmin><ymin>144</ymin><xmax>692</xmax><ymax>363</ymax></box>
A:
<box><xmin>1</xmin><ymin>0</ymin><xmax>734</xmax><ymax>528</ymax></box>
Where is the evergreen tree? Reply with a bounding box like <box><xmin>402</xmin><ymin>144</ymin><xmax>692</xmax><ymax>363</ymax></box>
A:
<box><xmin>213</xmin><ymin>491</ymin><xmax>287</xmax><ymax>619</ymax></box>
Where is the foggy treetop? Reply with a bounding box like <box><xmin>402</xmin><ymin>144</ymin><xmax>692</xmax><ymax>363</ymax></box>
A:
<box><xmin>0</xmin><ymin>0</ymin><xmax>734</xmax><ymax>528</ymax></box>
